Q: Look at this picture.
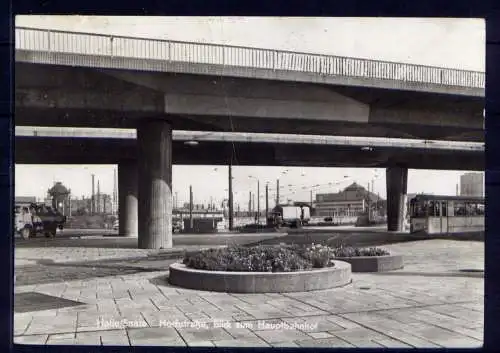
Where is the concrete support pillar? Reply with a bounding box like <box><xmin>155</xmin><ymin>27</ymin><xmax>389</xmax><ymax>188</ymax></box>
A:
<box><xmin>137</xmin><ymin>120</ymin><xmax>173</xmax><ymax>249</ymax></box>
<box><xmin>386</xmin><ymin>166</ymin><xmax>408</xmax><ymax>232</ymax></box>
<box><xmin>118</xmin><ymin>160</ymin><xmax>138</xmax><ymax>237</ymax></box>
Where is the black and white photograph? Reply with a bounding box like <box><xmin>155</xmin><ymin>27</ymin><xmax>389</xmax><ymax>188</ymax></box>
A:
<box><xmin>14</xmin><ymin>15</ymin><xmax>484</xmax><ymax>347</ymax></box>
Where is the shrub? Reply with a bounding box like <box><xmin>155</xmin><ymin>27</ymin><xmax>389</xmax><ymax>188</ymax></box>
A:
<box><xmin>183</xmin><ymin>244</ymin><xmax>322</xmax><ymax>272</ymax></box>
<box><xmin>332</xmin><ymin>246</ymin><xmax>390</xmax><ymax>257</ymax></box>
<box><xmin>297</xmin><ymin>243</ymin><xmax>336</xmax><ymax>268</ymax></box>
<box><xmin>182</xmin><ymin>243</ymin><xmax>390</xmax><ymax>272</ymax></box>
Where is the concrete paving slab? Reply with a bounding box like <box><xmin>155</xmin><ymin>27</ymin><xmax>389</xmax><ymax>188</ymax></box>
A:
<box><xmin>127</xmin><ymin>327</ymin><xmax>184</xmax><ymax>345</ymax></box>
<box><xmin>214</xmin><ymin>337</ymin><xmax>271</xmax><ymax>347</ymax></box>
<box><xmin>253</xmin><ymin>328</ymin><xmax>311</xmax><ymax>344</ymax></box>
<box><xmin>13</xmin><ymin>238</ymin><xmax>484</xmax><ymax>347</ymax></box>
<box><xmin>99</xmin><ymin>329</ymin><xmax>130</xmax><ymax>345</ymax></box>
<box><xmin>296</xmin><ymin>337</ymin><xmax>355</xmax><ymax>348</ymax></box>
<box><xmin>177</xmin><ymin>327</ymin><xmax>233</xmax><ymax>343</ymax></box>
<box><xmin>14</xmin><ymin>334</ymin><xmax>49</xmax><ymax>345</ymax></box>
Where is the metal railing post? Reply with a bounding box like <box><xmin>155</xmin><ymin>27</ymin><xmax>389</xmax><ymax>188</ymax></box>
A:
<box><xmin>109</xmin><ymin>36</ymin><xmax>114</xmax><ymax>57</ymax></box>
<box><xmin>13</xmin><ymin>26</ymin><xmax>484</xmax><ymax>89</ymax></box>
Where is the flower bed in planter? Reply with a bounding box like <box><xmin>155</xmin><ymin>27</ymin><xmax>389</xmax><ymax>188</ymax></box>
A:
<box><xmin>168</xmin><ymin>245</ymin><xmax>352</xmax><ymax>293</ymax></box>
<box><xmin>330</xmin><ymin>245</ymin><xmax>404</xmax><ymax>273</ymax></box>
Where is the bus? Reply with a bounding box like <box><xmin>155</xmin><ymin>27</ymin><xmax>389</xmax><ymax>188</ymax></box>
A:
<box><xmin>409</xmin><ymin>194</ymin><xmax>484</xmax><ymax>235</ymax></box>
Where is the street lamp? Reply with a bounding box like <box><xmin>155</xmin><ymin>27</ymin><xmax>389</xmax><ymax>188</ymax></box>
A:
<box><xmin>248</xmin><ymin>176</ymin><xmax>260</xmax><ymax>223</ymax></box>
<box><xmin>184</xmin><ymin>140</ymin><xmax>199</xmax><ymax>146</ymax></box>
<box><xmin>275</xmin><ymin>169</ymin><xmax>288</xmax><ymax>206</ymax></box>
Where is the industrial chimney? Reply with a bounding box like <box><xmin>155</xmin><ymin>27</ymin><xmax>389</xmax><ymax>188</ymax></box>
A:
<box><xmin>97</xmin><ymin>180</ymin><xmax>101</xmax><ymax>214</ymax></box>
<box><xmin>91</xmin><ymin>174</ymin><xmax>95</xmax><ymax>215</ymax></box>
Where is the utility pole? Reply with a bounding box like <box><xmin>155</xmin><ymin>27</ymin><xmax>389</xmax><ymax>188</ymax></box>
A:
<box><xmin>248</xmin><ymin>191</ymin><xmax>252</xmax><ymax>216</ymax></box>
<box><xmin>97</xmin><ymin>180</ymin><xmax>101</xmax><ymax>214</ymax></box>
<box><xmin>68</xmin><ymin>193</ymin><xmax>72</xmax><ymax>218</ymax></box>
<box><xmin>228</xmin><ymin>162</ymin><xmax>234</xmax><ymax>231</ymax></box>
<box><xmin>252</xmin><ymin>193</ymin><xmax>256</xmax><ymax>221</ymax></box>
<box><xmin>276</xmin><ymin>179</ymin><xmax>280</xmax><ymax>206</ymax></box>
<box><xmin>113</xmin><ymin>168</ymin><xmax>117</xmax><ymax>216</ymax></box>
<box><xmin>367</xmin><ymin>183</ymin><xmax>371</xmax><ymax>222</ymax></box>
<box><xmin>310</xmin><ymin>190</ymin><xmax>313</xmax><ymax>208</ymax></box>
<box><xmin>265</xmin><ymin>183</ymin><xmax>269</xmax><ymax>221</ymax></box>
<box><xmin>91</xmin><ymin>174</ymin><xmax>95</xmax><ymax>215</ymax></box>
<box><xmin>189</xmin><ymin>185</ymin><xmax>193</xmax><ymax>230</ymax></box>
<box><xmin>257</xmin><ymin>180</ymin><xmax>260</xmax><ymax>223</ymax></box>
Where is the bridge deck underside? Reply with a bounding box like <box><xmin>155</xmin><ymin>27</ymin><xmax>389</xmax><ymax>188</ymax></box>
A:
<box><xmin>15</xmin><ymin>137</ymin><xmax>484</xmax><ymax>171</ymax></box>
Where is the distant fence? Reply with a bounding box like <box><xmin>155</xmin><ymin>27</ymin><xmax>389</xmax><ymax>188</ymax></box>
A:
<box><xmin>15</xmin><ymin>26</ymin><xmax>485</xmax><ymax>89</ymax></box>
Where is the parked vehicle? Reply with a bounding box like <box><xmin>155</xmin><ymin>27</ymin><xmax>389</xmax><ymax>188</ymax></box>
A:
<box><xmin>34</xmin><ymin>204</ymin><xmax>66</xmax><ymax>237</ymax></box>
<box><xmin>409</xmin><ymin>194</ymin><xmax>484</xmax><ymax>235</ymax></box>
<box><xmin>14</xmin><ymin>206</ymin><xmax>36</xmax><ymax>239</ymax></box>
<box><xmin>14</xmin><ymin>204</ymin><xmax>50</xmax><ymax>239</ymax></box>
<box><xmin>269</xmin><ymin>205</ymin><xmax>304</xmax><ymax>228</ymax></box>
<box><xmin>172</xmin><ymin>217</ymin><xmax>182</xmax><ymax>233</ymax></box>
<box><xmin>16</xmin><ymin>203</ymin><xmax>66</xmax><ymax>239</ymax></box>
<box><xmin>300</xmin><ymin>205</ymin><xmax>311</xmax><ymax>225</ymax></box>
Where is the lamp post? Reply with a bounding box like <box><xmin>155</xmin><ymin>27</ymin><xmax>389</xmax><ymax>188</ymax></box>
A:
<box><xmin>275</xmin><ymin>169</ymin><xmax>288</xmax><ymax>206</ymax></box>
<box><xmin>249</xmin><ymin>176</ymin><xmax>260</xmax><ymax>223</ymax></box>
<box><xmin>265</xmin><ymin>182</ymin><xmax>269</xmax><ymax>222</ymax></box>
<box><xmin>228</xmin><ymin>163</ymin><xmax>234</xmax><ymax>231</ymax></box>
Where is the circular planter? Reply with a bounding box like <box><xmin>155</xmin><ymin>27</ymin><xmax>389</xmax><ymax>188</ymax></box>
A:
<box><xmin>332</xmin><ymin>254</ymin><xmax>403</xmax><ymax>273</ymax></box>
<box><xmin>168</xmin><ymin>261</ymin><xmax>352</xmax><ymax>293</ymax></box>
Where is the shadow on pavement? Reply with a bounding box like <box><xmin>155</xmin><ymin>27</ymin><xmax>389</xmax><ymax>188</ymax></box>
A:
<box><xmin>15</xmin><ymin>257</ymin><xmax>177</xmax><ymax>286</ymax></box>
<box><xmin>149</xmin><ymin>274</ymin><xmax>180</xmax><ymax>289</ymax></box>
<box><xmin>369</xmin><ymin>271</ymin><xmax>484</xmax><ymax>279</ymax></box>
<box><xmin>244</xmin><ymin>232</ymin><xmax>431</xmax><ymax>248</ymax></box>
<box><xmin>14</xmin><ymin>233</ymin><xmax>282</xmax><ymax>249</ymax></box>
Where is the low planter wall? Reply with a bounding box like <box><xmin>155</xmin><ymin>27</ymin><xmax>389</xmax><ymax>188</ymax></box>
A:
<box><xmin>332</xmin><ymin>254</ymin><xmax>403</xmax><ymax>273</ymax></box>
<box><xmin>168</xmin><ymin>261</ymin><xmax>352</xmax><ymax>293</ymax></box>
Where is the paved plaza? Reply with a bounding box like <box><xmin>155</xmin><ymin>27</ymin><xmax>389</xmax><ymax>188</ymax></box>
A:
<box><xmin>14</xmin><ymin>237</ymin><xmax>484</xmax><ymax>348</ymax></box>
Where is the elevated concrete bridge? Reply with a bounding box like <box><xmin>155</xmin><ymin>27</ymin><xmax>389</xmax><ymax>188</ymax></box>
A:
<box><xmin>16</xmin><ymin>27</ymin><xmax>484</xmax><ymax>142</ymax></box>
<box><xmin>16</xmin><ymin>127</ymin><xmax>483</xmax><ymax>171</ymax></box>
<box><xmin>14</xmin><ymin>26</ymin><xmax>485</xmax><ymax>248</ymax></box>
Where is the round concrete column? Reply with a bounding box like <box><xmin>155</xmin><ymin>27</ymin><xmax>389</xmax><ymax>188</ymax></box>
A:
<box><xmin>386</xmin><ymin>166</ymin><xmax>408</xmax><ymax>232</ymax></box>
<box><xmin>118</xmin><ymin>160</ymin><xmax>138</xmax><ymax>237</ymax></box>
<box><xmin>137</xmin><ymin>119</ymin><xmax>173</xmax><ymax>249</ymax></box>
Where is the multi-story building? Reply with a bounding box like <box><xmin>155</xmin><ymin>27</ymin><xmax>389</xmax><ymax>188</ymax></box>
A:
<box><xmin>460</xmin><ymin>173</ymin><xmax>484</xmax><ymax>197</ymax></box>
<box><xmin>315</xmin><ymin>183</ymin><xmax>384</xmax><ymax>218</ymax></box>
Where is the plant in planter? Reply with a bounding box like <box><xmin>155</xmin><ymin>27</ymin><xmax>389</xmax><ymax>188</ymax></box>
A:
<box><xmin>332</xmin><ymin>246</ymin><xmax>390</xmax><ymax>258</ymax></box>
<box><xmin>183</xmin><ymin>245</ymin><xmax>319</xmax><ymax>272</ymax></box>
<box><xmin>295</xmin><ymin>243</ymin><xmax>336</xmax><ymax>268</ymax></box>
<box><xmin>329</xmin><ymin>245</ymin><xmax>401</xmax><ymax>272</ymax></box>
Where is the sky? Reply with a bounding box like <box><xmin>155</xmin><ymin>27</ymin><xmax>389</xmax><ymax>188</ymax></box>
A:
<box><xmin>14</xmin><ymin>16</ymin><xmax>485</xmax><ymax>208</ymax></box>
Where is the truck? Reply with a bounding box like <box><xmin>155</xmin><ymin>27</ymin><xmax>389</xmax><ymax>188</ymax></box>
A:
<box><xmin>269</xmin><ymin>205</ymin><xmax>308</xmax><ymax>228</ymax></box>
<box><xmin>14</xmin><ymin>203</ymin><xmax>66</xmax><ymax>239</ymax></box>
<box><xmin>300</xmin><ymin>205</ymin><xmax>311</xmax><ymax>225</ymax></box>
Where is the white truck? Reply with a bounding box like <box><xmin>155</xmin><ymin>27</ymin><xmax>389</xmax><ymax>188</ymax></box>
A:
<box><xmin>270</xmin><ymin>205</ymin><xmax>310</xmax><ymax>228</ymax></box>
<box><xmin>300</xmin><ymin>205</ymin><xmax>311</xmax><ymax>225</ymax></box>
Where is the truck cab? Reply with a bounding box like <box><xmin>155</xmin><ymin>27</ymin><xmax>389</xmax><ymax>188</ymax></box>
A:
<box><xmin>14</xmin><ymin>206</ymin><xmax>33</xmax><ymax>239</ymax></box>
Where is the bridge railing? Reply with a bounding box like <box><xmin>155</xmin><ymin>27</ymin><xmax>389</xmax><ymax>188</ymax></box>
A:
<box><xmin>15</xmin><ymin>26</ymin><xmax>485</xmax><ymax>89</ymax></box>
